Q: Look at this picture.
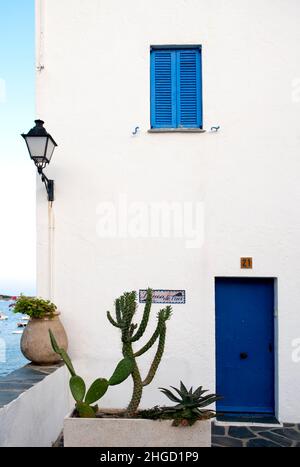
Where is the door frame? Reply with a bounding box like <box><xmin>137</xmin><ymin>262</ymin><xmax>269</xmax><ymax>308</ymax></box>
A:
<box><xmin>214</xmin><ymin>276</ymin><xmax>279</xmax><ymax>419</ymax></box>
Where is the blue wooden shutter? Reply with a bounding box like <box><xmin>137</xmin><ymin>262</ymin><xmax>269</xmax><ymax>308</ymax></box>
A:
<box><xmin>176</xmin><ymin>49</ymin><xmax>202</xmax><ymax>128</ymax></box>
<box><xmin>151</xmin><ymin>50</ymin><xmax>176</xmax><ymax>128</ymax></box>
<box><xmin>151</xmin><ymin>48</ymin><xmax>202</xmax><ymax>129</ymax></box>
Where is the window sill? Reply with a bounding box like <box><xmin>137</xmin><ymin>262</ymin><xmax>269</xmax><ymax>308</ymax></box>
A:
<box><xmin>148</xmin><ymin>128</ymin><xmax>206</xmax><ymax>134</ymax></box>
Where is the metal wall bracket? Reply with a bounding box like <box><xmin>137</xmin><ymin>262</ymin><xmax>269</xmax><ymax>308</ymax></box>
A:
<box><xmin>38</xmin><ymin>167</ymin><xmax>54</xmax><ymax>202</ymax></box>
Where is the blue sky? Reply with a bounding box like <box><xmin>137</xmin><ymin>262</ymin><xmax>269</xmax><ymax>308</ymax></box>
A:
<box><xmin>0</xmin><ymin>0</ymin><xmax>36</xmax><ymax>295</ymax></box>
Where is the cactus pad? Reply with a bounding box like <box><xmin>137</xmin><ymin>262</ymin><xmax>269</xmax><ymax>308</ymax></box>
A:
<box><xmin>70</xmin><ymin>375</ymin><xmax>86</xmax><ymax>402</ymax></box>
<box><xmin>109</xmin><ymin>357</ymin><xmax>134</xmax><ymax>386</ymax></box>
<box><xmin>85</xmin><ymin>378</ymin><xmax>109</xmax><ymax>405</ymax></box>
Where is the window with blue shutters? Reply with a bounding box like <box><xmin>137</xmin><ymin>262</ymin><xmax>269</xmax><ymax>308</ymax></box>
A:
<box><xmin>150</xmin><ymin>47</ymin><xmax>202</xmax><ymax>129</ymax></box>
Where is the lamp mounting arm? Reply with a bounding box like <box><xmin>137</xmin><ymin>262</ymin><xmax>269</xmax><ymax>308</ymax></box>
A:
<box><xmin>37</xmin><ymin>167</ymin><xmax>54</xmax><ymax>202</ymax></box>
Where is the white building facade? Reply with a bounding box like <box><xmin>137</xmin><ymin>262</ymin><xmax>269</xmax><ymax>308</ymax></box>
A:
<box><xmin>35</xmin><ymin>0</ymin><xmax>300</xmax><ymax>423</ymax></box>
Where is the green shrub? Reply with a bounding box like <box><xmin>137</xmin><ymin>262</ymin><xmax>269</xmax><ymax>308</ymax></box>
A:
<box><xmin>12</xmin><ymin>296</ymin><xmax>57</xmax><ymax>319</ymax></box>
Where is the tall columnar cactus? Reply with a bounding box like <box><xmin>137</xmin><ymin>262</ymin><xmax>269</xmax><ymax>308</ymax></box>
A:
<box><xmin>107</xmin><ymin>289</ymin><xmax>172</xmax><ymax>417</ymax></box>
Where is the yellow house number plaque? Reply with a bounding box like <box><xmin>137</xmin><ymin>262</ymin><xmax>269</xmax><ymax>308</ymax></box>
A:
<box><xmin>241</xmin><ymin>258</ymin><xmax>253</xmax><ymax>269</ymax></box>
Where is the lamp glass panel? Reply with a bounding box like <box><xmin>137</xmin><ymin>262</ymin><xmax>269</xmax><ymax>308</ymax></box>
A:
<box><xmin>25</xmin><ymin>136</ymin><xmax>48</xmax><ymax>161</ymax></box>
<box><xmin>45</xmin><ymin>138</ymin><xmax>56</xmax><ymax>163</ymax></box>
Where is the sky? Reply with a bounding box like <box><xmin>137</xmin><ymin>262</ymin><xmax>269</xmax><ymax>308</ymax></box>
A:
<box><xmin>0</xmin><ymin>0</ymin><xmax>36</xmax><ymax>296</ymax></box>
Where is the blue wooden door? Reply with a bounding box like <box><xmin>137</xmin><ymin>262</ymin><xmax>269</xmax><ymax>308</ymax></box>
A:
<box><xmin>215</xmin><ymin>278</ymin><xmax>275</xmax><ymax>414</ymax></box>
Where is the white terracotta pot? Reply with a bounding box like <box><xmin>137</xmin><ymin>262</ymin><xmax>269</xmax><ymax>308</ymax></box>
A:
<box><xmin>64</xmin><ymin>412</ymin><xmax>211</xmax><ymax>447</ymax></box>
<box><xmin>21</xmin><ymin>313</ymin><xmax>68</xmax><ymax>365</ymax></box>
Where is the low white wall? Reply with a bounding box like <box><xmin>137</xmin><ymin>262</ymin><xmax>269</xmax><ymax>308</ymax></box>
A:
<box><xmin>0</xmin><ymin>366</ymin><xmax>70</xmax><ymax>447</ymax></box>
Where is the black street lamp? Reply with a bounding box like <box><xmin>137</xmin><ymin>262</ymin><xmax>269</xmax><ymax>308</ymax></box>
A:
<box><xmin>22</xmin><ymin>120</ymin><xmax>58</xmax><ymax>202</ymax></box>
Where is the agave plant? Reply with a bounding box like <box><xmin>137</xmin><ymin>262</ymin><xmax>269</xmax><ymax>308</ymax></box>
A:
<box><xmin>158</xmin><ymin>382</ymin><xmax>222</xmax><ymax>426</ymax></box>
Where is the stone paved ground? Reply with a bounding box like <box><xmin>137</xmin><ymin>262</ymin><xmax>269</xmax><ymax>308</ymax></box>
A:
<box><xmin>53</xmin><ymin>433</ymin><xmax>64</xmax><ymax>448</ymax></box>
<box><xmin>212</xmin><ymin>423</ymin><xmax>300</xmax><ymax>447</ymax></box>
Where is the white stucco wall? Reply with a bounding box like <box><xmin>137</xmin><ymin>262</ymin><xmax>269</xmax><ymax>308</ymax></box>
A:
<box><xmin>35</xmin><ymin>0</ymin><xmax>300</xmax><ymax>422</ymax></box>
<box><xmin>0</xmin><ymin>367</ymin><xmax>69</xmax><ymax>447</ymax></box>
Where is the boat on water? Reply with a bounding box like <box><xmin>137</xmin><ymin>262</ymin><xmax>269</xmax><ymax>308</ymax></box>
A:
<box><xmin>21</xmin><ymin>316</ymin><xmax>29</xmax><ymax>321</ymax></box>
<box><xmin>12</xmin><ymin>331</ymin><xmax>23</xmax><ymax>335</ymax></box>
<box><xmin>17</xmin><ymin>322</ymin><xmax>27</xmax><ymax>328</ymax></box>
<box><xmin>0</xmin><ymin>314</ymin><xmax>8</xmax><ymax>321</ymax></box>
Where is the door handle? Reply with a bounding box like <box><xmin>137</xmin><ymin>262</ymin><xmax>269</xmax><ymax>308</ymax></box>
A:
<box><xmin>269</xmin><ymin>343</ymin><xmax>273</xmax><ymax>353</ymax></box>
<box><xmin>240</xmin><ymin>352</ymin><xmax>248</xmax><ymax>360</ymax></box>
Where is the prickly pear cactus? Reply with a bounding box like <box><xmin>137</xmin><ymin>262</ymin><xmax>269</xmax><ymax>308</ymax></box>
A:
<box><xmin>49</xmin><ymin>330</ymin><xmax>133</xmax><ymax>418</ymax></box>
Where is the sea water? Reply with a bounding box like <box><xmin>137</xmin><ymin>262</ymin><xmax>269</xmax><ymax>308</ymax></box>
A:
<box><xmin>0</xmin><ymin>300</ymin><xmax>28</xmax><ymax>377</ymax></box>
